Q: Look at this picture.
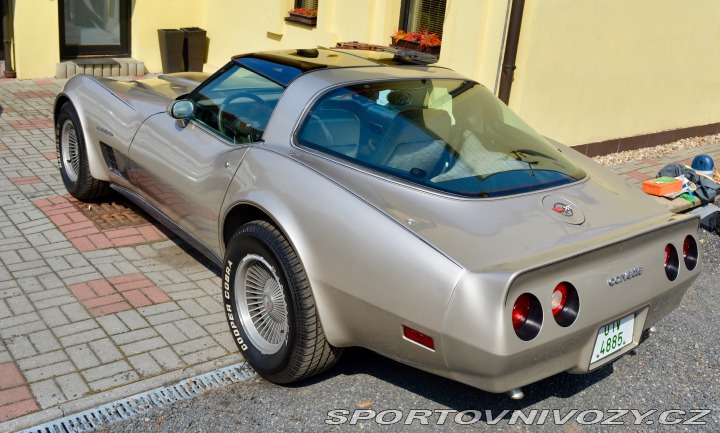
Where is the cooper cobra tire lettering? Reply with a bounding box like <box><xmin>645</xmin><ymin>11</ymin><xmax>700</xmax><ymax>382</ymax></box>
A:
<box><xmin>223</xmin><ymin>260</ymin><xmax>247</xmax><ymax>351</ymax></box>
<box><xmin>222</xmin><ymin>220</ymin><xmax>342</xmax><ymax>384</ymax></box>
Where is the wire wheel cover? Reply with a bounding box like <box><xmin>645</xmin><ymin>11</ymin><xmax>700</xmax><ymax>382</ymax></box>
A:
<box><xmin>61</xmin><ymin>120</ymin><xmax>80</xmax><ymax>182</ymax></box>
<box><xmin>236</xmin><ymin>254</ymin><xmax>289</xmax><ymax>354</ymax></box>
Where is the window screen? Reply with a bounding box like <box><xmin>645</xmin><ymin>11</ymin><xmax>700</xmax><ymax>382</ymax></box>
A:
<box><xmin>404</xmin><ymin>0</ymin><xmax>447</xmax><ymax>37</ymax></box>
<box><xmin>295</xmin><ymin>0</ymin><xmax>318</xmax><ymax>9</ymax></box>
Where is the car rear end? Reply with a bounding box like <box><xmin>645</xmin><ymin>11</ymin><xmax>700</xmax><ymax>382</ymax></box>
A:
<box><xmin>442</xmin><ymin>213</ymin><xmax>701</xmax><ymax>393</ymax></box>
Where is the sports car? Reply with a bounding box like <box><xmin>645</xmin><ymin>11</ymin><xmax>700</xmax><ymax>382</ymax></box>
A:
<box><xmin>54</xmin><ymin>47</ymin><xmax>702</xmax><ymax>398</ymax></box>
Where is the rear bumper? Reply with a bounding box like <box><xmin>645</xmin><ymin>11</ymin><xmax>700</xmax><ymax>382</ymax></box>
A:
<box><xmin>443</xmin><ymin>274</ymin><xmax>693</xmax><ymax>393</ymax></box>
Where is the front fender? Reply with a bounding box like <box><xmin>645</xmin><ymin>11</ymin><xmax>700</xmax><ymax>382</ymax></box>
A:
<box><xmin>55</xmin><ymin>74</ymin><xmax>158</xmax><ymax>182</ymax></box>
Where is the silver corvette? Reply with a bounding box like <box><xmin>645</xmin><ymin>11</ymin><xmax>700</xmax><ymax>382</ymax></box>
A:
<box><xmin>54</xmin><ymin>48</ymin><xmax>702</xmax><ymax>397</ymax></box>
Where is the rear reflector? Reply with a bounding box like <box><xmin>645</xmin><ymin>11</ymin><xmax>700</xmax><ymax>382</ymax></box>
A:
<box><xmin>402</xmin><ymin>325</ymin><xmax>435</xmax><ymax>350</ymax></box>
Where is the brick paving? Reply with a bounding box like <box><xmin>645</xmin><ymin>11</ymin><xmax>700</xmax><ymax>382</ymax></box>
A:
<box><xmin>0</xmin><ymin>75</ymin><xmax>719</xmax><ymax>432</ymax></box>
<box><xmin>0</xmin><ymin>76</ymin><xmax>238</xmax><ymax>431</ymax></box>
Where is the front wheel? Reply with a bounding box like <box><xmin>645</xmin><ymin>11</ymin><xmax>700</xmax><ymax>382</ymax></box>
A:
<box><xmin>223</xmin><ymin>220</ymin><xmax>342</xmax><ymax>384</ymax></box>
<box><xmin>56</xmin><ymin>102</ymin><xmax>110</xmax><ymax>200</ymax></box>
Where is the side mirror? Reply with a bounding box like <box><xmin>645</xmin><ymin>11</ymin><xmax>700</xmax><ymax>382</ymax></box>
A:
<box><xmin>169</xmin><ymin>100</ymin><xmax>194</xmax><ymax>118</ymax></box>
<box><xmin>168</xmin><ymin>100</ymin><xmax>194</xmax><ymax>127</ymax></box>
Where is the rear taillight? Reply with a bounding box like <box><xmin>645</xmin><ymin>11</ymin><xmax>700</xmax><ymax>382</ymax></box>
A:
<box><xmin>551</xmin><ymin>284</ymin><xmax>567</xmax><ymax>316</ymax></box>
<box><xmin>552</xmin><ymin>282</ymin><xmax>579</xmax><ymax>327</ymax></box>
<box><xmin>664</xmin><ymin>244</ymin><xmax>679</xmax><ymax>281</ymax></box>
<box><xmin>683</xmin><ymin>235</ymin><xmax>698</xmax><ymax>271</ymax></box>
<box><xmin>512</xmin><ymin>293</ymin><xmax>542</xmax><ymax>341</ymax></box>
<box><xmin>512</xmin><ymin>294</ymin><xmax>531</xmax><ymax>330</ymax></box>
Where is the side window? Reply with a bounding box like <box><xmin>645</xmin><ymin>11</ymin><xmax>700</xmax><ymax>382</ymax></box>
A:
<box><xmin>190</xmin><ymin>64</ymin><xmax>284</xmax><ymax>143</ymax></box>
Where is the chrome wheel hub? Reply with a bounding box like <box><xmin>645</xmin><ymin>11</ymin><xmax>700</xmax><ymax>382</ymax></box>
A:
<box><xmin>60</xmin><ymin>120</ymin><xmax>80</xmax><ymax>182</ymax></box>
<box><xmin>235</xmin><ymin>254</ymin><xmax>288</xmax><ymax>354</ymax></box>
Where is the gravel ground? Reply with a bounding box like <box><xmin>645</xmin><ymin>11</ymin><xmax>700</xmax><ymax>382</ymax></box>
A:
<box><xmin>592</xmin><ymin>133</ymin><xmax>720</xmax><ymax>167</ymax></box>
<box><xmin>592</xmin><ymin>133</ymin><xmax>720</xmax><ymax>183</ymax></box>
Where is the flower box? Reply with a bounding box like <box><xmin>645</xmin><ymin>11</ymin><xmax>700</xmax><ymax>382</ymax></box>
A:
<box><xmin>286</xmin><ymin>11</ymin><xmax>317</xmax><ymax>26</ymax></box>
<box><xmin>390</xmin><ymin>30</ymin><xmax>442</xmax><ymax>56</ymax></box>
<box><xmin>391</xmin><ymin>40</ymin><xmax>441</xmax><ymax>56</ymax></box>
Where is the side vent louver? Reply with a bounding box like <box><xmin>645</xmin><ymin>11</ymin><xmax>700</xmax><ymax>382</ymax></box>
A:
<box><xmin>100</xmin><ymin>142</ymin><xmax>120</xmax><ymax>172</ymax></box>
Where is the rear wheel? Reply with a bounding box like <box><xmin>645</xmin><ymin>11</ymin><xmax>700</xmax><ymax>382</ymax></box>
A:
<box><xmin>56</xmin><ymin>102</ymin><xmax>110</xmax><ymax>200</ymax></box>
<box><xmin>223</xmin><ymin>220</ymin><xmax>342</xmax><ymax>383</ymax></box>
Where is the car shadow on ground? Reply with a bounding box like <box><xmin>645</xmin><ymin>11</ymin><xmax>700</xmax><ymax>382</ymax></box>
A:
<box><xmin>89</xmin><ymin>191</ymin><xmax>221</xmax><ymax>275</ymax></box>
<box><xmin>292</xmin><ymin>346</ymin><xmax>618</xmax><ymax>417</ymax></box>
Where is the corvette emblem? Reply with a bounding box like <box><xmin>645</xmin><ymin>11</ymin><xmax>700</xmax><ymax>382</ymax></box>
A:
<box><xmin>542</xmin><ymin>195</ymin><xmax>585</xmax><ymax>225</ymax></box>
<box><xmin>552</xmin><ymin>203</ymin><xmax>574</xmax><ymax>217</ymax></box>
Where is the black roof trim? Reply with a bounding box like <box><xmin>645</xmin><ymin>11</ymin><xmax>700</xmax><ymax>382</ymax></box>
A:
<box><xmin>232</xmin><ymin>47</ymin><xmax>439</xmax><ymax>86</ymax></box>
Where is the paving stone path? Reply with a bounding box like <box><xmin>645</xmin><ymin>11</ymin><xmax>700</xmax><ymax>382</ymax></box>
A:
<box><xmin>0</xmin><ymin>76</ymin><xmax>239</xmax><ymax>431</ymax></box>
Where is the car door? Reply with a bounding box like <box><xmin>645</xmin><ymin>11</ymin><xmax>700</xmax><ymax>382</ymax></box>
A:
<box><xmin>128</xmin><ymin>63</ymin><xmax>284</xmax><ymax>256</ymax></box>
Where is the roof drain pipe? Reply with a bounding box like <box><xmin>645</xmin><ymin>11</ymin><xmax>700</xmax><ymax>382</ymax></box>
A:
<box><xmin>497</xmin><ymin>0</ymin><xmax>525</xmax><ymax>105</ymax></box>
<box><xmin>2</xmin><ymin>0</ymin><xmax>15</xmax><ymax>78</ymax></box>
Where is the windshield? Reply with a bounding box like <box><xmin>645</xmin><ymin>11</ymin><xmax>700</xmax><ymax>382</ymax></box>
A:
<box><xmin>296</xmin><ymin>79</ymin><xmax>585</xmax><ymax>197</ymax></box>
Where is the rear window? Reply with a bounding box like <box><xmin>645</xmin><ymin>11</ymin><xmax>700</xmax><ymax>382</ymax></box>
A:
<box><xmin>296</xmin><ymin>79</ymin><xmax>585</xmax><ymax>197</ymax></box>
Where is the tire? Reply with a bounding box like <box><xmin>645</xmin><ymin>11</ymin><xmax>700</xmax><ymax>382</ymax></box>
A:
<box><xmin>223</xmin><ymin>220</ymin><xmax>342</xmax><ymax>384</ymax></box>
<box><xmin>56</xmin><ymin>102</ymin><xmax>110</xmax><ymax>200</ymax></box>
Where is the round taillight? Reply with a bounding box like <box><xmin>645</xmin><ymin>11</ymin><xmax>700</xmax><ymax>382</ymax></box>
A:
<box><xmin>552</xmin><ymin>282</ymin><xmax>579</xmax><ymax>327</ymax></box>
<box><xmin>664</xmin><ymin>244</ymin><xmax>679</xmax><ymax>281</ymax></box>
<box><xmin>551</xmin><ymin>284</ymin><xmax>567</xmax><ymax>316</ymax></box>
<box><xmin>512</xmin><ymin>294</ymin><xmax>531</xmax><ymax>329</ymax></box>
<box><xmin>683</xmin><ymin>235</ymin><xmax>698</xmax><ymax>271</ymax></box>
<box><xmin>512</xmin><ymin>293</ymin><xmax>542</xmax><ymax>341</ymax></box>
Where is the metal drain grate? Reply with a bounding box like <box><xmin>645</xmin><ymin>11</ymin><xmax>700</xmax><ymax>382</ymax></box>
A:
<box><xmin>72</xmin><ymin>198</ymin><xmax>150</xmax><ymax>230</ymax></box>
<box><xmin>20</xmin><ymin>362</ymin><xmax>256</xmax><ymax>433</ymax></box>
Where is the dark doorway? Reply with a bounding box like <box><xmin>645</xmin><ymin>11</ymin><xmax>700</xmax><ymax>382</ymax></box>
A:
<box><xmin>59</xmin><ymin>0</ymin><xmax>131</xmax><ymax>59</ymax></box>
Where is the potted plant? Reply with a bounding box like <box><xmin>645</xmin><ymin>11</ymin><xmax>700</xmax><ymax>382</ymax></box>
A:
<box><xmin>391</xmin><ymin>29</ymin><xmax>442</xmax><ymax>55</ymax></box>
<box><xmin>286</xmin><ymin>7</ymin><xmax>318</xmax><ymax>26</ymax></box>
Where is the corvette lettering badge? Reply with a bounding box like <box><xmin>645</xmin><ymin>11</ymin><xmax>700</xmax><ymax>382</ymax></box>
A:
<box><xmin>608</xmin><ymin>267</ymin><xmax>643</xmax><ymax>286</ymax></box>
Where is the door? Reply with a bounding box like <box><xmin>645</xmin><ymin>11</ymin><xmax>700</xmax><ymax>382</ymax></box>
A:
<box><xmin>59</xmin><ymin>0</ymin><xmax>130</xmax><ymax>59</ymax></box>
<box><xmin>127</xmin><ymin>63</ymin><xmax>285</xmax><ymax>254</ymax></box>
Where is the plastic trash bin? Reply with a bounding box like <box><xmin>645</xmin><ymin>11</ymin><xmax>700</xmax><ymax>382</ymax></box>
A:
<box><xmin>157</xmin><ymin>29</ymin><xmax>185</xmax><ymax>73</ymax></box>
<box><xmin>181</xmin><ymin>27</ymin><xmax>207</xmax><ymax>72</ymax></box>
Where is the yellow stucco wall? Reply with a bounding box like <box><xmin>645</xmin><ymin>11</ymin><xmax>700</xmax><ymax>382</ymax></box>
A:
<box><xmin>437</xmin><ymin>0</ymin><xmax>510</xmax><ymax>92</ymax></box>
<box><xmin>202</xmin><ymin>0</ymin><xmax>401</xmax><ymax>71</ymax></box>
<box><xmin>12</xmin><ymin>0</ymin><xmax>202</xmax><ymax>79</ymax></box>
<box><xmin>509</xmin><ymin>0</ymin><xmax>720</xmax><ymax>145</ymax></box>
<box><xmin>13</xmin><ymin>0</ymin><xmax>60</xmax><ymax>79</ymax></box>
<box><xmin>131</xmin><ymin>0</ymin><xmax>204</xmax><ymax>73</ymax></box>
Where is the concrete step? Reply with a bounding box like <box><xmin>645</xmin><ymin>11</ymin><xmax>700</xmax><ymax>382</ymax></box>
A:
<box><xmin>56</xmin><ymin>58</ymin><xmax>146</xmax><ymax>79</ymax></box>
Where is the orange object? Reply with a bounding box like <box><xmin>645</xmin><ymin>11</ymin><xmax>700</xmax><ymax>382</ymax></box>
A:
<box><xmin>642</xmin><ymin>177</ymin><xmax>683</xmax><ymax>196</ymax></box>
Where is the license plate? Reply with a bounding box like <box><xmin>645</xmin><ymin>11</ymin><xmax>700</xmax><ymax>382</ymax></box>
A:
<box><xmin>590</xmin><ymin>314</ymin><xmax>634</xmax><ymax>365</ymax></box>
